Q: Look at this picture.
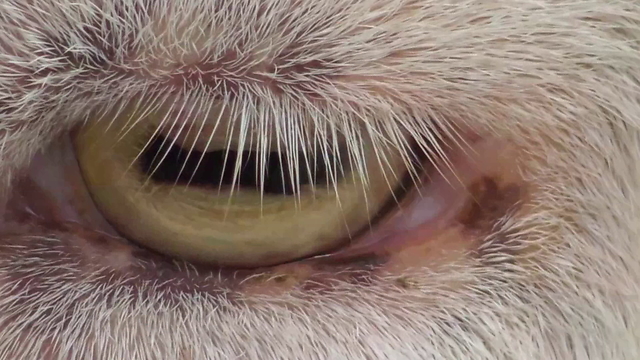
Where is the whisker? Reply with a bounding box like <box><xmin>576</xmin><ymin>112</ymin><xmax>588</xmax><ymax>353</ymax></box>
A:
<box><xmin>176</xmin><ymin>87</ymin><xmax>217</xmax><ymax>191</ymax></box>
<box><xmin>272</xmin><ymin>99</ymin><xmax>288</xmax><ymax>201</ymax></box>
<box><xmin>256</xmin><ymin>91</ymin><xmax>271</xmax><ymax>214</ymax></box>
<box><xmin>117</xmin><ymin>86</ymin><xmax>168</xmax><ymax>146</ymax></box>
<box><xmin>297</xmin><ymin>113</ymin><xmax>317</xmax><ymax>198</ymax></box>
<box><xmin>123</xmin><ymin>91</ymin><xmax>176</xmax><ymax>179</ymax></box>
<box><xmin>141</xmin><ymin>89</ymin><xmax>194</xmax><ymax>189</ymax></box>
<box><xmin>185</xmin><ymin>92</ymin><xmax>228</xmax><ymax>189</ymax></box>
<box><xmin>220</xmin><ymin>91</ymin><xmax>244</xmax><ymax>220</ymax></box>
<box><xmin>282</xmin><ymin>96</ymin><xmax>302</xmax><ymax>205</ymax></box>
<box><xmin>170</xmin><ymin>88</ymin><xmax>208</xmax><ymax>192</ymax></box>
<box><xmin>364</xmin><ymin>121</ymin><xmax>400</xmax><ymax>205</ymax></box>
<box><xmin>115</xmin><ymin>89</ymin><xmax>156</xmax><ymax>140</ymax></box>
<box><xmin>224</xmin><ymin>91</ymin><xmax>253</xmax><ymax>215</ymax></box>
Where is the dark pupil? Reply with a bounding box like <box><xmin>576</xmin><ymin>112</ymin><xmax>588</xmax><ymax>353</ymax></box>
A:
<box><xmin>140</xmin><ymin>135</ymin><xmax>339</xmax><ymax>195</ymax></box>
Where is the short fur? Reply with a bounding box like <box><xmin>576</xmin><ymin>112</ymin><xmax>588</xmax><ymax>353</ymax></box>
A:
<box><xmin>0</xmin><ymin>0</ymin><xmax>639</xmax><ymax>359</ymax></box>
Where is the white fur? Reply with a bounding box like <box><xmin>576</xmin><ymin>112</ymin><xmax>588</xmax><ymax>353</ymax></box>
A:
<box><xmin>0</xmin><ymin>0</ymin><xmax>639</xmax><ymax>359</ymax></box>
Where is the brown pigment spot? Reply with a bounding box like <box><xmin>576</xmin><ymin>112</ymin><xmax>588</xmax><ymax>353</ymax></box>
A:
<box><xmin>395</xmin><ymin>276</ymin><xmax>418</xmax><ymax>290</ymax></box>
<box><xmin>458</xmin><ymin>176</ymin><xmax>524</xmax><ymax>233</ymax></box>
<box><xmin>239</xmin><ymin>253</ymin><xmax>390</xmax><ymax>296</ymax></box>
<box><xmin>455</xmin><ymin>175</ymin><xmax>533</xmax><ymax>265</ymax></box>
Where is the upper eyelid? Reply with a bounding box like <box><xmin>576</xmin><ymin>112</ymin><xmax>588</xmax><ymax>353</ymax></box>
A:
<box><xmin>1</xmin><ymin>2</ymin><xmax>488</xmax><ymax>145</ymax></box>
<box><xmin>7</xmin><ymin>2</ymin><xmax>438</xmax><ymax>108</ymax></box>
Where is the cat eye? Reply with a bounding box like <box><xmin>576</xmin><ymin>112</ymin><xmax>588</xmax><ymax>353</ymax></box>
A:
<box><xmin>72</xmin><ymin>101</ymin><xmax>422</xmax><ymax>268</ymax></box>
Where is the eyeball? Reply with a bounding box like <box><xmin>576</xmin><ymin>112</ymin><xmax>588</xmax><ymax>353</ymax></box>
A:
<box><xmin>73</xmin><ymin>103</ymin><xmax>415</xmax><ymax>268</ymax></box>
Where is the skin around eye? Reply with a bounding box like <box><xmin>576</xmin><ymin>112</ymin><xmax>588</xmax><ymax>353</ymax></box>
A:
<box><xmin>72</xmin><ymin>107</ymin><xmax>413</xmax><ymax>267</ymax></box>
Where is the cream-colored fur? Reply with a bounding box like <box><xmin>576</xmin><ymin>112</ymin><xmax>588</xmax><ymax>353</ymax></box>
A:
<box><xmin>0</xmin><ymin>0</ymin><xmax>639</xmax><ymax>359</ymax></box>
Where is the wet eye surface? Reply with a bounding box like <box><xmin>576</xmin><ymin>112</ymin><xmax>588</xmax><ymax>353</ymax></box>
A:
<box><xmin>72</xmin><ymin>104</ymin><xmax>418</xmax><ymax>268</ymax></box>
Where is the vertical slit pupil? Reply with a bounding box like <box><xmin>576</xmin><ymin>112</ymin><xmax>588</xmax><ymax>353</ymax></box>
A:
<box><xmin>139</xmin><ymin>135</ymin><xmax>338</xmax><ymax>195</ymax></box>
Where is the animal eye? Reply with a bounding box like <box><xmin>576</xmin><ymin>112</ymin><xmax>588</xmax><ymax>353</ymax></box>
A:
<box><xmin>72</xmin><ymin>100</ymin><xmax>425</xmax><ymax>268</ymax></box>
